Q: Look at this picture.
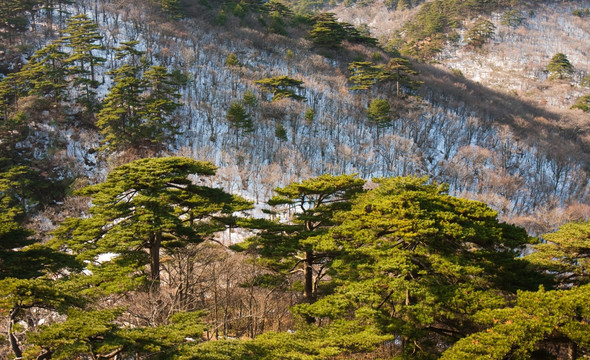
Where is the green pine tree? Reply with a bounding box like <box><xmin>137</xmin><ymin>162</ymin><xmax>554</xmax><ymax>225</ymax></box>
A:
<box><xmin>443</xmin><ymin>221</ymin><xmax>590</xmax><ymax>359</ymax></box>
<box><xmin>235</xmin><ymin>174</ymin><xmax>365</xmax><ymax>304</ymax></box>
<box><xmin>385</xmin><ymin>57</ymin><xmax>420</xmax><ymax>97</ymax></box>
<box><xmin>308</xmin><ymin>13</ymin><xmax>346</xmax><ymax>48</ymax></box>
<box><xmin>255</xmin><ymin>75</ymin><xmax>305</xmax><ymax>102</ymax></box>
<box><xmin>546</xmin><ymin>53</ymin><xmax>574</xmax><ymax>80</ymax></box>
<box><xmin>466</xmin><ymin>17</ymin><xmax>495</xmax><ymax>48</ymax></box>
<box><xmin>295</xmin><ymin>177</ymin><xmax>540</xmax><ymax>357</ymax></box>
<box><xmin>571</xmin><ymin>94</ymin><xmax>590</xmax><ymax>113</ymax></box>
<box><xmin>20</xmin><ymin>42</ymin><xmax>69</xmax><ymax>102</ymax></box>
<box><xmin>226</xmin><ymin>100</ymin><xmax>254</xmax><ymax>145</ymax></box>
<box><xmin>97</xmin><ymin>64</ymin><xmax>146</xmax><ymax>152</ymax></box>
<box><xmin>347</xmin><ymin>61</ymin><xmax>389</xmax><ymax>91</ymax></box>
<box><xmin>61</xmin><ymin>14</ymin><xmax>105</xmax><ymax>109</ymax></box>
<box><xmin>367</xmin><ymin>98</ymin><xmax>392</xmax><ymax>137</ymax></box>
<box><xmin>141</xmin><ymin>66</ymin><xmax>183</xmax><ymax>153</ymax></box>
<box><xmin>51</xmin><ymin>157</ymin><xmax>252</xmax><ymax>294</ymax></box>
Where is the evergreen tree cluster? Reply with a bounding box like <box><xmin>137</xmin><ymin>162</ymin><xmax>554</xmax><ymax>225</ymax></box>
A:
<box><xmin>387</xmin><ymin>0</ymin><xmax>521</xmax><ymax>59</ymax></box>
<box><xmin>1</xmin><ymin>1</ymin><xmax>590</xmax><ymax>359</ymax></box>
<box><xmin>3</xmin><ymin>165</ymin><xmax>588</xmax><ymax>359</ymax></box>
<box><xmin>0</xmin><ymin>14</ymin><xmax>184</xmax><ymax>156</ymax></box>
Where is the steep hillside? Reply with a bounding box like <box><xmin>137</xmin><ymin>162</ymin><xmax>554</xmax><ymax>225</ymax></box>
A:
<box><xmin>1</xmin><ymin>0</ymin><xmax>589</xmax><ymax>235</ymax></box>
<box><xmin>3</xmin><ymin>1</ymin><xmax>590</xmax><ymax>359</ymax></box>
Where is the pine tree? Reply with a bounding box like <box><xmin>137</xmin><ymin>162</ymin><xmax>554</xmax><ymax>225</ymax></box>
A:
<box><xmin>367</xmin><ymin>98</ymin><xmax>392</xmax><ymax>134</ymax></box>
<box><xmin>52</xmin><ymin>157</ymin><xmax>252</xmax><ymax>294</ymax></box>
<box><xmin>0</xmin><ymin>161</ymin><xmax>83</xmax><ymax>359</ymax></box>
<box><xmin>571</xmin><ymin>94</ymin><xmax>590</xmax><ymax>112</ymax></box>
<box><xmin>61</xmin><ymin>14</ymin><xmax>105</xmax><ymax>108</ymax></box>
<box><xmin>226</xmin><ymin>100</ymin><xmax>253</xmax><ymax>145</ymax></box>
<box><xmin>443</xmin><ymin>221</ymin><xmax>590</xmax><ymax>359</ymax></box>
<box><xmin>296</xmin><ymin>177</ymin><xmax>539</xmax><ymax>356</ymax></box>
<box><xmin>27</xmin><ymin>309</ymin><xmax>206</xmax><ymax>359</ymax></box>
<box><xmin>225</xmin><ymin>52</ymin><xmax>241</xmax><ymax>67</ymax></box>
<box><xmin>255</xmin><ymin>75</ymin><xmax>305</xmax><ymax>102</ymax></box>
<box><xmin>385</xmin><ymin>57</ymin><xmax>420</xmax><ymax>97</ymax></box>
<box><xmin>97</xmin><ymin>63</ymin><xmax>146</xmax><ymax>152</ymax></box>
<box><xmin>275</xmin><ymin>123</ymin><xmax>288</xmax><ymax>141</ymax></box>
<box><xmin>347</xmin><ymin>61</ymin><xmax>389</xmax><ymax>91</ymax></box>
<box><xmin>466</xmin><ymin>17</ymin><xmax>495</xmax><ymax>48</ymax></box>
<box><xmin>160</xmin><ymin>0</ymin><xmax>183</xmax><ymax>19</ymax></box>
<box><xmin>546</xmin><ymin>53</ymin><xmax>574</xmax><ymax>80</ymax></box>
<box><xmin>308</xmin><ymin>13</ymin><xmax>346</xmax><ymax>48</ymax></box>
<box><xmin>20</xmin><ymin>41</ymin><xmax>69</xmax><ymax>102</ymax></box>
<box><xmin>0</xmin><ymin>0</ymin><xmax>33</xmax><ymax>43</ymax></box>
<box><xmin>141</xmin><ymin>66</ymin><xmax>183</xmax><ymax>152</ymax></box>
<box><xmin>235</xmin><ymin>174</ymin><xmax>366</xmax><ymax>304</ymax></box>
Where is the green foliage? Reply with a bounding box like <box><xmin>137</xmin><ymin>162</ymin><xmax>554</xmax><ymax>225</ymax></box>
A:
<box><xmin>97</xmin><ymin>63</ymin><xmax>146</xmax><ymax>152</ymax></box>
<box><xmin>178</xmin><ymin>339</ymin><xmax>262</xmax><ymax>360</ymax></box>
<box><xmin>51</xmin><ymin>157</ymin><xmax>252</xmax><ymax>293</ymax></box>
<box><xmin>573</xmin><ymin>8</ymin><xmax>590</xmax><ymax>17</ymax></box>
<box><xmin>347</xmin><ymin>61</ymin><xmax>389</xmax><ymax>91</ymax></box>
<box><xmin>254</xmin><ymin>75</ymin><xmax>305</xmax><ymax>102</ymax></box>
<box><xmin>61</xmin><ymin>14</ymin><xmax>105</xmax><ymax>109</ymax></box>
<box><xmin>366</xmin><ymin>98</ymin><xmax>392</xmax><ymax>128</ymax></box>
<box><xmin>226</xmin><ymin>100</ymin><xmax>254</xmax><ymax>135</ymax></box>
<box><xmin>395</xmin><ymin>0</ymin><xmax>509</xmax><ymax>59</ymax></box>
<box><xmin>0</xmin><ymin>0</ymin><xmax>37</xmax><ymax>40</ymax></box>
<box><xmin>295</xmin><ymin>176</ymin><xmax>538</xmax><ymax>357</ymax></box>
<box><xmin>236</xmin><ymin>174</ymin><xmax>365</xmax><ymax>301</ymax></box>
<box><xmin>19</xmin><ymin>42</ymin><xmax>69</xmax><ymax>102</ymax></box>
<box><xmin>348</xmin><ymin>58</ymin><xmax>420</xmax><ymax>95</ymax></box>
<box><xmin>268</xmin><ymin>11</ymin><xmax>288</xmax><ymax>35</ymax></box>
<box><xmin>501</xmin><ymin>9</ymin><xmax>524</xmax><ymax>27</ymax></box>
<box><xmin>160</xmin><ymin>0</ymin><xmax>184</xmax><ymax>18</ymax></box>
<box><xmin>527</xmin><ymin>221</ymin><xmax>590</xmax><ymax>287</ymax></box>
<box><xmin>26</xmin><ymin>309</ymin><xmax>207</xmax><ymax>359</ymax></box>
<box><xmin>242</xmin><ymin>89</ymin><xmax>258</xmax><ymax>107</ymax></box>
<box><xmin>304</xmin><ymin>107</ymin><xmax>315</xmax><ymax>123</ymax></box>
<box><xmin>308</xmin><ymin>13</ymin><xmax>347</xmax><ymax>48</ymax></box>
<box><xmin>442</xmin><ymin>221</ymin><xmax>590</xmax><ymax>358</ymax></box>
<box><xmin>571</xmin><ymin>94</ymin><xmax>590</xmax><ymax>113</ymax></box>
<box><xmin>97</xmin><ymin>42</ymin><xmax>182</xmax><ymax>154</ymax></box>
<box><xmin>386</xmin><ymin>57</ymin><xmax>421</xmax><ymax>96</ymax></box>
<box><xmin>141</xmin><ymin>65</ymin><xmax>183</xmax><ymax>151</ymax></box>
<box><xmin>263</xmin><ymin>0</ymin><xmax>294</xmax><ymax>17</ymax></box>
<box><xmin>275</xmin><ymin>123</ymin><xmax>288</xmax><ymax>141</ymax></box>
<box><xmin>546</xmin><ymin>53</ymin><xmax>574</xmax><ymax>80</ymax></box>
<box><xmin>308</xmin><ymin>12</ymin><xmax>377</xmax><ymax>49</ymax></box>
<box><xmin>0</xmin><ymin>39</ymin><xmax>68</xmax><ymax>114</ymax></box>
<box><xmin>215</xmin><ymin>9</ymin><xmax>227</xmax><ymax>26</ymax></box>
<box><xmin>441</xmin><ymin>285</ymin><xmax>590</xmax><ymax>359</ymax></box>
<box><xmin>225</xmin><ymin>52</ymin><xmax>241</xmax><ymax>67</ymax></box>
<box><xmin>466</xmin><ymin>17</ymin><xmax>495</xmax><ymax>48</ymax></box>
<box><xmin>232</xmin><ymin>2</ymin><xmax>246</xmax><ymax>18</ymax></box>
<box><xmin>245</xmin><ymin>321</ymin><xmax>391</xmax><ymax>359</ymax></box>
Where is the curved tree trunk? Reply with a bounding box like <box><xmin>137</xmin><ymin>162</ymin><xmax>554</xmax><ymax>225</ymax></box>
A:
<box><xmin>9</xmin><ymin>307</ymin><xmax>23</xmax><ymax>359</ymax></box>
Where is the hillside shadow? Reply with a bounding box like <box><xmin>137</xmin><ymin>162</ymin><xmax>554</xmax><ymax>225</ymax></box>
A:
<box><xmin>416</xmin><ymin>62</ymin><xmax>590</xmax><ymax>168</ymax></box>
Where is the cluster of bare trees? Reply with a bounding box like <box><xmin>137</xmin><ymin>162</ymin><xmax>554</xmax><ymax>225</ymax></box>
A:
<box><xmin>13</xmin><ymin>0</ymin><xmax>590</xmax><ymax>237</ymax></box>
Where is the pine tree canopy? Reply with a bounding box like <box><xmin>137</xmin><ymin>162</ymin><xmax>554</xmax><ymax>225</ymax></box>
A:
<box><xmin>51</xmin><ymin>157</ymin><xmax>252</xmax><ymax>293</ymax></box>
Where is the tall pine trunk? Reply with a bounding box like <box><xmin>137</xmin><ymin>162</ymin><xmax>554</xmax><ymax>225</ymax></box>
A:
<box><xmin>149</xmin><ymin>231</ymin><xmax>162</xmax><ymax>293</ymax></box>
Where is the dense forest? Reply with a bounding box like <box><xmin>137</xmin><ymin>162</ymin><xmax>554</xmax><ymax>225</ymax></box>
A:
<box><xmin>1</xmin><ymin>0</ymin><xmax>590</xmax><ymax>358</ymax></box>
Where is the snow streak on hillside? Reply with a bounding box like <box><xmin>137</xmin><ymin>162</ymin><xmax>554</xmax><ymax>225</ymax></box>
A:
<box><xmin>56</xmin><ymin>0</ymin><xmax>590</xmax><ymax>233</ymax></box>
<box><xmin>440</xmin><ymin>1</ymin><xmax>590</xmax><ymax>109</ymax></box>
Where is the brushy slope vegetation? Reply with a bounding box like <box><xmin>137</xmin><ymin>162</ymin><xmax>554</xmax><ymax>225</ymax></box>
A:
<box><xmin>1</xmin><ymin>1</ymin><xmax>590</xmax><ymax>359</ymax></box>
<box><xmin>2</xmin><ymin>0</ymin><xmax>589</xmax><ymax>235</ymax></box>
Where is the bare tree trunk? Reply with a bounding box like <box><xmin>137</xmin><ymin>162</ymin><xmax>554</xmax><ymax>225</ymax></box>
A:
<box><xmin>9</xmin><ymin>308</ymin><xmax>23</xmax><ymax>359</ymax></box>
